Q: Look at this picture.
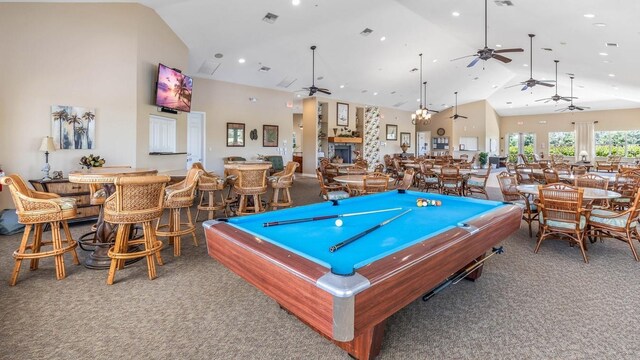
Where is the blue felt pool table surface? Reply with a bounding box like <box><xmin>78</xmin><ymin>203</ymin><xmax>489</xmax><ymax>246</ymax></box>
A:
<box><xmin>224</xmin><ymin>190</ymin><xmax>507</xmax><ymax>275</ymax></box>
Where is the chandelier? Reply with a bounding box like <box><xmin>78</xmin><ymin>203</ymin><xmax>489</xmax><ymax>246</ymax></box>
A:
<box><xmin>411</xmin><ymin>53</ymin><xmax>433</xmax><ymax>125</ymax></box>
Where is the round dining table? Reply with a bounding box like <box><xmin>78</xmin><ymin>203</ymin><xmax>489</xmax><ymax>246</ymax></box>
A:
<box><xmin>333</xmin><ymin>174</ymin><xmax>394</xmax><ymax>194</ymax></box>
<box><xmin>69</xmin><ymin>167</ymin><xmax>157</xmax><ymax>269</ymax></box>
<box><xmin>516</xmin><ymin>184</ymin><xmax>621</xmax><ymax>200</ymax></box>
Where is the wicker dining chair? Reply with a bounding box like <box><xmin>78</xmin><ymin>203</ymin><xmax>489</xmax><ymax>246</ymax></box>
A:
<box><xmin>104</xmin><ymin>175</ymin><xmax>170</xmax><ymax>284</ymax></box>
<box><xmin>496</xmin><ymin>171</ymin><xmax>539</xmax><ymax>237</ymax></box>
<box><xmin>269</xmin><ymin>161</ymin><xmax>299</xmax><ymax>209</ymax></box>
<box><xmin>572</xmin><ymin>165</ymin><xmax>588</xmax><ymax>176</ymax></box>
<box><xmin>1</xmin><ymin>174</ymin><xmax>80</xmax><ymax>285</ymax></box>
<box><xmin>542</xmin><ymin>168</ymin><xmax>560</xmax><ymax>184</ymax></box>
<box><xmin>156</xmin><ymin>166</ymin><xmax>203</xmax><ymax>256</ymax></box>
<box><xmin>575</xmin><ymin>173</ymin><xmax>610</xmax><ymax>208</ymax></box>
<box><xmin>465</xmin><ymin>167</ymin><xmax>490</xmax><ymax>199</ymax></box>
<box><xmin>585</xmin><ymin>190</ymin><xmax>640</xmax><ymax>261</ymax></box>
<box><xmin>609</xmin><ymin>173</ymin><xmax>640</xmax><ymax>210</ymax></box>
<box><xmin>536</xmin><ymin>183</ymin><xmax>588</xmax><ymax>263</ymax></box>
<box><xmin>418</xmin><ymin>161</ymin><xmax>440</xmax><ymax>193</ymax></box>
<box><xmin>515</xmin><ymin>164</ymin><xmax>537</xmax><ymax>184</ymax></box>
<box><xmin>316</xmin><ymin>169</ymin><xmax>350</xmax><ymax>200</ymax></box>
<box><xmin>439</xmin><ymin>166</ymin><xmax>464</xmax><ymax>196</ymax></box>
<box><xmin>396</xmin><ymin>168</ymin><xmax>414</xmax><ymax>191</ymax></box>
<box><xmin>363</xmin><ymin>172</ymin><xmax>390</xmax><ymax>194</ymax></box>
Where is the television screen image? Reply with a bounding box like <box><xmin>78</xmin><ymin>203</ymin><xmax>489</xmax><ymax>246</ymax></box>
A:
<box><xmin>155</xmin><ymin>63</ymin><xmax>192</xmax><ymax>112</ymax></box>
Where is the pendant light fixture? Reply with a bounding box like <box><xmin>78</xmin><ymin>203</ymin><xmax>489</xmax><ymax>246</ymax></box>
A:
<box><xmin>411</xmin><ymin>53</ymin><xmax>432</xmax><ymax>125</ymax></box>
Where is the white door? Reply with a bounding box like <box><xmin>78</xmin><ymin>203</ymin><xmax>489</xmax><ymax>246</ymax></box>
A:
<box><xmin>187</xmin><ymin>112</ymin><xmax>205</xmax><ymax>169</ymax></box>
<box><xmin>417</xmin><ymin>131</ymin><xmax>431</xmax><ymax>156</ymax></box>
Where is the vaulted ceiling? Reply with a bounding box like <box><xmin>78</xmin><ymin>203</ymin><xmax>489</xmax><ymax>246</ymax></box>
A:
<box><xmin>14</xmin><ymin>0</ymin><xmax>640</xmax><ymax>116</ymax></box>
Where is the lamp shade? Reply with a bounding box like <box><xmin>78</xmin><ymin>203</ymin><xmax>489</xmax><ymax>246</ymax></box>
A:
<box><xmin>579</xmin><ymin>150</ymin><xmax>589</xmax><ymax>157</ymax></box>
<box><xmin>39</xmin><ymin>136</ymin><xmax>56</xmax><ymax>152</ymax></box>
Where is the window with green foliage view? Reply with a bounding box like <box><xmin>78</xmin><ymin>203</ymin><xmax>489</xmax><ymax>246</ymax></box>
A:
<box><xmin>548</xmin><ymin>132</ymin><xmax>575</xmax><ymax>157</ymax></box>
<box><xmin>595</xmin><ymin>131</ymin><xmax>640</xmax><ymax>158</ymax></box>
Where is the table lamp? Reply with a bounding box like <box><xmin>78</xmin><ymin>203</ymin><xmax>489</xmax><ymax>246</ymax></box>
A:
<box><xmin>39</xmin><ymin>136</ymin><xmax>56</xmax><ymax>180</ymax></box>
<box><xmin>579</xmin><ymin>150</ymin><xmax>589</xmax><ymax>162</ymax></box>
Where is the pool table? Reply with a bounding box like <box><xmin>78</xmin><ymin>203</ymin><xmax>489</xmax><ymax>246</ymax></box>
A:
<box><xmin>204</xmin><ymin>190</ymin><xmax>522</xmax><ymax>359</ymax></box>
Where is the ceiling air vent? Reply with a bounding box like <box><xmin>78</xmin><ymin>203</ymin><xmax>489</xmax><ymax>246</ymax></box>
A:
<box><xmin>197</xmin><ymin>59</ymin><xmax>221</xmax><ymax>76</ymax></box>
<box><xmin>393</xmin><ymin>101</ymin><xmax>407</xmax><ymax>107</ymax></box>
<box><xmin>276</xmin><ymin>77</ymin><xmax>297</xmax><ymax>88</ymax></box>
<box><xmin>258</xmin><ymin>66</ymin><xmax>271</xmax><ymax>72</ymax></box>
<box><xmin>494</xmin><ymin>0</ymin><xmax>514</xmax><ymax>6</ymax></box>
<box><xmin>606</xmin><ymin>42</ymin><xmax>619</xmax><ymax>47</ymax></box>
<box><xmin>541</xmin><ymin>47</ymin><xmax>553</xmax><ymax>51</ymax></box>
<box><xmin>360</xmin><ymin>28</ymin><xmax>373</xmax><ymax>36</ymax></box>
<box><xmin>262</xmin><ymin>13</ymin><xmax>279</xmax><ymax>24</ymax></box>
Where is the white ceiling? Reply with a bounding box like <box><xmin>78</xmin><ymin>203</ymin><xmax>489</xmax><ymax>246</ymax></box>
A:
<box><xmin>12</xmin><ymin>0</ymin><xmax>640</xmax><ymax>116</ymax></box>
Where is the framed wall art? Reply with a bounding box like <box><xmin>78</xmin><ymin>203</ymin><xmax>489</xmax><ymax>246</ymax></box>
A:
<box><xmin>386</xmin><ymin>124</ymin><xmax>397</xmax><ymax>141</ymax></box>
<box><xmin>227</xmin><ymin>122</ymin><xmax>245</xmax><ymax>147</ymax></box>
<box><xmin>400</xmin><ymin>132</ymin><xmax>411</xmax><ymax>146</ymax></box>
<box><xmin>263</xmin><ymin>125</ymin><xmax>279</xmax><ymax>147</ymax></box>
<box><xmin>337</xmin><ymin>102</ymin><xmax>349</xmax><ymax>126</ymax></box>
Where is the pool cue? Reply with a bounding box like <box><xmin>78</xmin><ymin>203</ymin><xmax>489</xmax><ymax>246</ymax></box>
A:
<box><xmin>422</xmin><ymin>246</ymin><xmax>504</xmax><ymax>302</ymax></box>
<box><xmin>329</xmin><ymin>209</ymin><xmax>412</xmax><ymax>252</ymax></box>
<box><xmin>262</xmin><ymin>207</ymin><xmax>402</xmax><ymax>227</ymax></box>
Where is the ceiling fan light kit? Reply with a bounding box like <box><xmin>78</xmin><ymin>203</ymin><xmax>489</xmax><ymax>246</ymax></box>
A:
<box><xmin>411</xmin><ymin>53</ymin><xmax>433</xmax><ymax>125</ymax></box>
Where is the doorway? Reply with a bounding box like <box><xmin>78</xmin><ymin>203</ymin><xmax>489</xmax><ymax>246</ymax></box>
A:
<box><xmin>187</xmin><ymin>112</ymin><xmax>206</xmax><ymax>169</ymax></box>
<box><xmin>416</xmin><ymin>131</ymin><xmax>431</xmax><ymax>156</ymax></box>
<box><xmin>507</xmin><ymin>132</ymin><xmax>536</xmax><ymax>163</ymax></box>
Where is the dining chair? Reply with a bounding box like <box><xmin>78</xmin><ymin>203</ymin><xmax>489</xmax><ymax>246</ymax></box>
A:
<box><xmin>233</xmin><ymin>164</ymin><xmax>269</xmax><ymax>216</ymax></box>
<box><xmin>316</xmin><ymin>169</ymin><xmax>350</xmax><ymax>200</ymax></box>
<box><xmin>575</xmin><ymin>173</ymin><xmax>610</xmax><ymax>208</ymax></box>
<box><xmin>363</xmin><ymin>172</ymin><xmax>390</xmax><ymax>194</ymax></box>
<box><xmin>1</xmin><ymin>174</ymin><xmax>80</xmax><ymax>285</ymax></box>
<box><xmin>543</xmin><ymin>168</ymin><xmax>560</xmax><ymax>184</ymax></box>
<box><xmin>396</xmin><ymin>168</ymin><xmax>414</xmax><ymax>191</ymax></box>
<box><xmin>515</xmin><ymin>164</ymin><xmax>536</xmax><ymax>184</ymax></box>
<box><xmin>195</xmin><ymin>165</ymin><xmax>229</xmax><ymax>221</ymax></box>
<box><xmin>418</xmin><ymin>161</ymin><xmax>440</xmax><ymax>193</ymax></box>
<box><xmin>104</xmin><ymin>175</ymin><xmax>170</xmax><ymax>284</ymax></box>
<box><xmin>609</xmin><ymin>173</ymin><xmax>640</xmax><ymax>210</ymax></box>
<box><xmin>586</xmin><ymin>190</ymin><xmax>640</xmax><ymax>261</ymax></box>
<box><xmin>496</xmin><ymin>171</ymin><xmax>539</xmax><ymax>237</ymax></box>
<box><xmin>439</xmin><ymin>166</ymin><xmax>463</xmax><ymax>196</ymax></box>
<box><xmin>268</xmin><ymin>161</ymin><xmax>299</xmax><ymax>209</ymax></box>
<box><xmin>536</xmin><ymin>183</ymin><xmax>588</xmax><ymax>263</ymax></box>
<box><xmin>572</xmin><ymin>165</ymin><xmax>588</xmax><ymax>176</ymax></box>
<box><xmin>465</xmin><ymin>167</ymin><xmax>490</xmax><ymax>199</ymax></box>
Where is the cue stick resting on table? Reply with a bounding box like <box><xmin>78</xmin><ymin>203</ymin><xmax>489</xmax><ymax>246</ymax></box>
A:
<box><xmin>262</xmin><ymin>207</ymin><xmax>402</xmax><ymax>227</ymax></box>
<box><xmin>329</xmin><ymin>209</ymin><xmax>412</xmax><ymax>252</ymax></box>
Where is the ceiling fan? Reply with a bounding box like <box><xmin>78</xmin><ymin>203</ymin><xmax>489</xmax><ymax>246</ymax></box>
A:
<box><xmin>451</xmin><ymin>0</ymin><xmax>523</xmax><ymax>67</ymax></box>
<box><xmin>302</xmin><ymin>45</ymin><xmax>331</xmax><ymax>96</ymax></box>
<box><xmin>535</xmin><ymin>60</ymin><xmax>576</xmax><ymax>103</ymax></box>
<box><xmin>506</xmin><ymin>34</ymin><xmax>555</xmax><ymax>91</ymax></box>
<box><xmin>449</xmin><ymin>92</ymin><xmax>468</xmax><ymax>120</ymax></box>
<box><xmin>556</xmin><ymin>76</ymin><xmax>590</xmax><ymax>112</ymax></box>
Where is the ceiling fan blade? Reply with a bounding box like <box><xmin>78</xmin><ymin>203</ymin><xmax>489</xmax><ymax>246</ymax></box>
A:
<box><xmin>427</xmin><ymin>109</ymin><xmax>440</xmax><ymax>114</ymax></box>
<box><xmin>458</xmin><ymin>115</ymin><xmax>468</xmax><ymax>119</ymax></box>
<box><xmin>537</xmin><ymin>82</ymin><xmax>555</xmax><ymax>87</ymax></box>
<box><xmin>494</xmin><ymin>48</ymin><xmax>524</xmax><ymax>53</ymax></box>
<box><xmin>492</xmin><ymin>54</ymin><xmax>512</xmax><ymax>63</ymax></box>
<box><xmin>467</xmin><ymin>56</ymin><xmax>481</xmax><ymax>67</ymax></box>
<box><xmin>534</xmin><ymin>98</ymin><xmax>549</xmax><ymax>102</ymax></box>
<box><xmin>555</xmin><ymin>108</ymin><xmax>566</xmax><ymax>112</ymax></box>
<box><xmin>451</xmin><ymin>54</ymin><xmax>476</xmax><ymax>61</ymax></box>
<box><xmin>317</xmin><ymin>89</ymin><xmax>331</xmax><ymax>95</ymax></box>
<box><xmin>505</xmin><ymin>83</ymin><xmax>524</xmax><ymax>89</ymax></box>
<box><xmin>560</xmin><ymin>97</ymin><xmax>572</xmax><ymax>102</ymax></box>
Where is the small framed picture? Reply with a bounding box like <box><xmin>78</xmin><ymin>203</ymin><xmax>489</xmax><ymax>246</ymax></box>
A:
<box><xmin>386</xmin><ymin>124</ymin><xmax>398</xmax><ymax>141</ymax></box>
<box><xmin>227</xmin><ymin>122</ymin><xmax>245</xmax><ymax>147</ymax></box>
<box><xmin>400</xmin><ymin>132</ymin><xmax>411</xmax><ymax>146</ymax></box>
<box><xmin>337</xmin><ymin>102</ymin><xmax>349</xmax><ymax>127</ymax></box>
<box><xmin>263</xmin><ymin>125</ymin><xmax>279</xmax><ymax>147</ymax></box>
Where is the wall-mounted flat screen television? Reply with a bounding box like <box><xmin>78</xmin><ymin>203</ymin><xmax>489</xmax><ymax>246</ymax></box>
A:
<box><xmin>155</xmin><ymin>63</ymin><xmax>192</xmax><ymax>113</ymax></box>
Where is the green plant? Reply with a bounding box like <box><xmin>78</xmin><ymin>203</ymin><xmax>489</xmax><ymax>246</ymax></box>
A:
<box><xmin>478</xmin><ymin>152</ymin><xmax>488</xmax><ymax>167</ymax></box>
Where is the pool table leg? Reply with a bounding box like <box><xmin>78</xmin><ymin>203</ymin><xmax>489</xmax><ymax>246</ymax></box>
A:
<box><xmin>463</xmin><ymin>253</ymin><xmax>485</xmax><ymax>281</ymax></box>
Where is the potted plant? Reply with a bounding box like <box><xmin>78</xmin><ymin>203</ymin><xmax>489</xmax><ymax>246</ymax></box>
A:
<box><xmin>478</xmin><ymin>152</ymin><xmax>488</xmax><ymax>168</ymax></box>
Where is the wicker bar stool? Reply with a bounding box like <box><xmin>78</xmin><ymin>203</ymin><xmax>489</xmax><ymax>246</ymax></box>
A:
<box><xmin>269</xmin><ymin>161</ymin><xmax>299</xmax><ymax>209</ymax></box>
<box><xmin>104</xmin><ymin>175</ymin><xmax>170</xmax><ymax>284</ymax></box>
<box><xmin>234</xmin><ymin>165</ymin><xmax>269</xmax><ymax>215</ymax></box>
<box><xmin>195</xmin><ymin>166</ymin><xmax>228</xmax><ymax>221</ymax></box>
<box><xmin>156</xmin><ymin>166</ymin><xmax>203</xmax><ymax>256</ymax></box>
<box><xmin>1</xmin><ymin>174</ymin><xmax>80</xmax><ymax>285</ymax></box>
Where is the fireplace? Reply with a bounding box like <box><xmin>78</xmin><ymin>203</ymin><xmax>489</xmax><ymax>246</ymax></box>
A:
<box><xmin>334</xmin><ymin>145</ymin><xmax>353</xmax><ymax>163</ymax></box>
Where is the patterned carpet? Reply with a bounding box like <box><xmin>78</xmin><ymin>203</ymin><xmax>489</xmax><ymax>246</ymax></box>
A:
<box><xmin>0</xmin><ymin>174</ymin><xmax>639</xmax><ymax>359</ymax></box>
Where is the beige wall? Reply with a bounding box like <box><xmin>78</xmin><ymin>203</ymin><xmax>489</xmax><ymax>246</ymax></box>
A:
<box><xmin>499</xmin><ymin>108</ymin><xmax>640</xmax><ymax>157</ymax></box>
<box><xmin>191</xmin><ymin>79</ymin><xmax>294</xmax><ymax>175</ymax></box>
<box><xmin>0</xmin><ymin>3</ymin><xmax>169</xmax><ymax>209</ymax></box>
<box><xmin>292</xmin><ymin>113</ymin><xmax>303</xmax><ymax>152</ymax></box>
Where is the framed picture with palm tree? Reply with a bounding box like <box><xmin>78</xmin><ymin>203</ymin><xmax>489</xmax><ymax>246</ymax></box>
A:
<box><xmin>51</xmin><ymin>105</ymin><xmax>96</xmax><ymax>149</ymax></box>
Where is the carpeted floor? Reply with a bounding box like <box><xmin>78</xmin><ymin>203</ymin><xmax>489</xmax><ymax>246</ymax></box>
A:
<box><xmin>1</xmin><ymin>173</ymin><xmax>639</xmax><ymax>359</ymax></box>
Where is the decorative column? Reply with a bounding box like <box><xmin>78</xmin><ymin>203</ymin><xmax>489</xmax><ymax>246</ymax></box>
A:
<box><xmin>364</xmin><ymin>106</ymin><xmax>381</xmax><ymax>171</ymax></box>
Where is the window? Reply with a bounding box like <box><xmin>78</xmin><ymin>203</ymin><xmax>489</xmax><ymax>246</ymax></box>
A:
<box><xmin>548</xmin><ymin>132</ymin><xmax>575</xmax><ymax>156</ymax></box>
<box><xmin>595</xmin><ymin>131</ymin><xmax>640</xmax><ymax>157</ymax></box>
<box><xmin>149</xmin><ymin>115</ymin><xmax>176</xmax><ymax>153</ymax></box>
<box><xmin>507</xmin><ymin>133</ymin><xmax>535</xmax><ymax>163</ymax></box>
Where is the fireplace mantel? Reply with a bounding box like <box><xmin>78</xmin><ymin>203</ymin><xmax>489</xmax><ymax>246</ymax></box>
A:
<box><xmin>328</xmin><ymin>137</ymin><xmax>362</xmax><ymax>144</ymax></box>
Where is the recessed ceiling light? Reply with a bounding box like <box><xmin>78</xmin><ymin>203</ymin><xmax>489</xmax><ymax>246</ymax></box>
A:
<box><xmin>452</xmin><ymin>11</ymin><xmax>460</xmax><ymax>17</ymax></box>
<box><xmin>492</xmin><ymin>85</ymin><xmax>498</xmax><ymax>88</ymax></box>
<box><xmin>608</xmin><ymin>73</ymin><xmax>615</xmax><ymax>77</ymax></box>
<box><xmin>417</xmin><ymin>99</ymin><xmax>421</xmax><ymax>102</ymax></box>
<box><xmin>380</xmin><ymin>36</ymin><xmax>386</xmax><ymax>41</ymax></box>
<box><xmin>292</xmin><ymin>0</ymin><xmax>300</xmax><ymax>5</ymax></box>
<box><xmin>612</xmin><ymin>86</ymin><xmax>619</xmax><ymax>90</ymax></box>
<box><xmin>495</xmin><ymin>44</ymin><xmax>502</xmax><ymax>48</ymax></box>
<box><xmin>249</xmin><ymin>97</ymin><xmax>258</xmax><ymax>102</ymax></box>
<box><xmin>432</xmin><ymin>59</ymin><xmax>438</xmax><ymax>63</ymax></box>
<box><xmin>593</xmin><ymin>23</ymin><xmax>607</xmax><ymax>27</ymax></box>
<box><xmin>373</xmin><ymin>92</ymin><xmax>378</xmax><ymax>96</ymax></box>
<box><xmin>523</xmin><ymin>64</ymin><xmax>529</xmax><ymax>67</ymax></box>
<box><xmin>238</xmin><ymin>58</ymin><xmax>246</xmax><ymax>64</ymax></box>
<box><xmin>583</xmin><ymin>14</ymin><xmax>595</xmax><ymax>18</ymax></box>
<box><xmin>599</xmin><ymin>52</ymin><xmax>608</xmax><ymax>56</ymax></box>
<box><xmin>603</xmin><ymin>60</ymin><xmax>611</xmax><ymax>63</ymax></box>
<box><xmin>339</xmin><ymin>84</ymin><xmax>345</xmax><ymax>88</ymax></box>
